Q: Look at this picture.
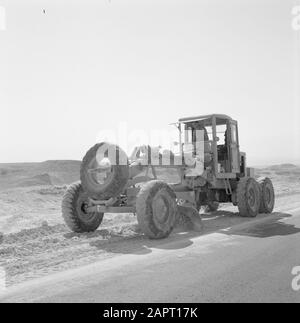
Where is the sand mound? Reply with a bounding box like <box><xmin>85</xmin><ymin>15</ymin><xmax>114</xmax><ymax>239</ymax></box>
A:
<box><xmin>0</xmin><ymin>160</ymin><xmax>81</xmax><ymax>190</ymax></box>
<box><xmin>269</xmin><ymin>164</ymin><xmax>298</xmax><ymax>170</ymax></box>
<box><xmin>18</xmin><ymin>173</ymin><xmax>52</xmax><ymax>187</ymax></box>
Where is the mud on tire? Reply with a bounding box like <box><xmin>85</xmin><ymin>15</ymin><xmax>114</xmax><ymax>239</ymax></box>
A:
<box><xmin>237</xmin><ymin>177</ymin><xmax>261</xmax><ymax>217</ymax></box>
<box><xmin>136</xmin><ymin>180</ymin><xmax>177</xmax><ymax>239</ymax></box>
<box><xmin>258</xmin><ymin>177</ymin><xmax>275</xmax><ymax>214</ymax></box>
<box><xmin>80</xmin><ymin>142</ymin><xmax>129</xmax><ymax>200</ymax></box>
<box><xmin>62</xmin><ymin>182</ymin><xmax>104</xmax><ymax>232</ymax></box>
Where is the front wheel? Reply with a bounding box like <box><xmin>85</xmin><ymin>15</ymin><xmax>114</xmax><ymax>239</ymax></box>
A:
<box><xmin>62</xmin><ymin>182</ymin><xmax>104</xmax><ymax>232</ymax></box>
<box><xmin>136</xmin><ymin>180</ymin><xmax>177</xmax><ymax>239</ymax></box>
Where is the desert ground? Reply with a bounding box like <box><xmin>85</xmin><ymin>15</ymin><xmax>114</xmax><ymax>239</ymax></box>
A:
<box><xmin>0</xmin><ymin>161</ymin><xmax>300</xmax><ymax>302</ymax></box>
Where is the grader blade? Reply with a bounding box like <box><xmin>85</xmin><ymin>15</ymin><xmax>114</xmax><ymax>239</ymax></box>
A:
<box><xmin>177</xmin><ymin>205</ymin><xmax>203</xmax><ymax>232</ymax></box>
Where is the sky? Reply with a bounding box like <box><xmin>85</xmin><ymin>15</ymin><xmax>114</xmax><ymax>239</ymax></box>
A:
<box><xmin>0</xmin><ymin>0</ymin><xmax>299</xmax><ymax>166</ymax></box>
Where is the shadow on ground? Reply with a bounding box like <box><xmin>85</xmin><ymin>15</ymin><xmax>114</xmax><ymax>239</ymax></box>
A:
<box><xmin>87</xmin><ymin>230</ymin><xmax>196</xmax><ymax>256</ymax></box>
<box><xmin>72</xmin><ymin>210</ymin><xmax>299</xmax><ymax>256</ymax></box>
<box><xmin>223</xmin><ymin>212</ymin><xmax>300</xmax><ymax>238</ymax></box>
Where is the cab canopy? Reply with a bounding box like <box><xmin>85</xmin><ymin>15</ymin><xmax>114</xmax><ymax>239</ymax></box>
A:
<box><xmin>178</xmin><ymin>114</ymin><xmax>232</xmax><ymax>125</ymax></box>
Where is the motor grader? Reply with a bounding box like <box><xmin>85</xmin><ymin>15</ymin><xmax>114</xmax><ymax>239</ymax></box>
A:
<box><xmin>62</xmin><ymin>114</ymin><xmax>275</xmax><ymax>239</ymax></box>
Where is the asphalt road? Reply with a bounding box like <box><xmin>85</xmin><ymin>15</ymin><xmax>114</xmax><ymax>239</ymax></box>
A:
<box><xmin>1</xmin><ymin>203</ymin><xmax>300</xmax><ymax>303</ymax></box>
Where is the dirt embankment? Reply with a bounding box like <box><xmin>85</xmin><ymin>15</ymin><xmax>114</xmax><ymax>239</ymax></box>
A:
<box><xmin>0</xmin><ymin>160</ymin><xmax>81</xmax><ymax>191</ymax></box>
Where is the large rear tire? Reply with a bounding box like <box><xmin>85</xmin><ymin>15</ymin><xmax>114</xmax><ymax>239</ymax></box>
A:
<box><xmin>136</xmin><ymin>180</ymin><xmax>177</xmax><ymax>239</ymax></box>
<box><xmin>62</xmin><ymin>182</ymin><xmax>104</xmax><ymax>232</ymax></box>
<box><xmin>237</xmin><ymin>177</ymin><xmax>260</xmax><ymax>217</ymax></box>
<box><xmin>258</xmin><ymin>177</ymin><xmax>275</xmax><ymax>213</ymax></box>
<box><xmin>80</xmin><ymin>142</ymin><xmax>129</xmax><ymax>200</ymax></box>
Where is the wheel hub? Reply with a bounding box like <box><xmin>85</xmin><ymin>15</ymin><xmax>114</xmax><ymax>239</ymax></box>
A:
<box><xmin>76</xmin><ymin>197</ymin><xmax>96</xmax><ymax>223</ymax></box>
<box><xmin>152</xmin><ymin>196</ymin><xmax>169</xmax><ymax>224</ymax></box>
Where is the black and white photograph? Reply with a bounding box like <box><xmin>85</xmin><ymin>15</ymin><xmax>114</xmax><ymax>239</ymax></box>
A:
<box><xmin>0</xmin><ymin>0</ymin><xmax>300</xmax><ymax>307</ymax></box>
